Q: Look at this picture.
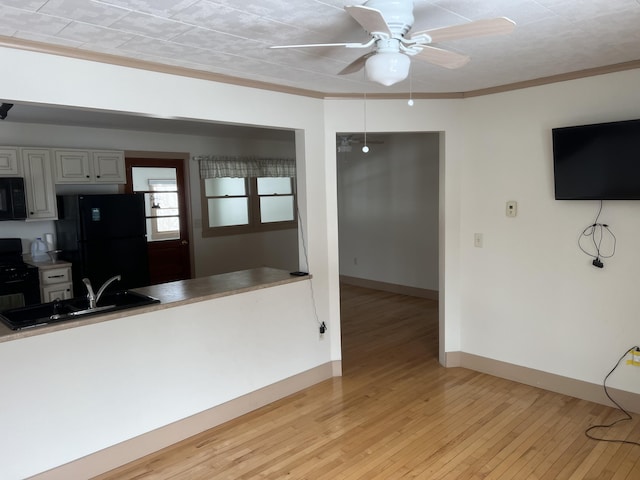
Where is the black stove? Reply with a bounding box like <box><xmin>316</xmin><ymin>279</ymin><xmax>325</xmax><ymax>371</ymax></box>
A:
<box><xmin>0</xmin><ymin>238</ymin><xmax>40</xmax><ymax>312</ymax></box>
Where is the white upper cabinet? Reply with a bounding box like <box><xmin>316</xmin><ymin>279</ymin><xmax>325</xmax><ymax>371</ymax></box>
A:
<box><xmin>21</xmin><ymin>148</ymin><xmax>58</xmax><ymax>221</ymax></box>
<box><xmin>0</xmin><ymin>147</ymin><xmax>20</xmax><ymax>176</ymax></box>
<box><xmin>54</xmin><ymin>149</ymin><xmax>125</xmax><ymax>184</ymax></box>
<box><xmin>92</xmin><ymin>150</ymin><xmax>126</xmax><ymax>183</ymax></box>
<box><xmin>54</xmin><ymin>149</ymin><xmax>91</xmax><ymax>183</ymax></box>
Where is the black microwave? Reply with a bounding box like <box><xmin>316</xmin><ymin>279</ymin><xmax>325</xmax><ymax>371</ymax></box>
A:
<box><xmin>0</xmin><ymin>177</ymin><xmax>27</xmax><ymax>220</ymax></box>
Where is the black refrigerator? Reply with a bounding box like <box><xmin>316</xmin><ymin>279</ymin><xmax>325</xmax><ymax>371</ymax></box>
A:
<box><xmin>55</xmin><ymin>194</ymin><xmax>150</xmax><ymax>297</ymax></box>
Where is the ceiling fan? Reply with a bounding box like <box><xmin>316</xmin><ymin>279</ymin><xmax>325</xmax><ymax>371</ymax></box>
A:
<box><xmin>270</xmin><ymin>0</ymin><xmax>515</xmax><ymax>86</ymax></box>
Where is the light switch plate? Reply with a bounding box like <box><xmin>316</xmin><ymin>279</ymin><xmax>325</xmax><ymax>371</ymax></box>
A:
<box><xmin>474</xmin><ymin>233</ymin><xmax>483</xmax><ymax>248</ymax></box>
<box><xmin>506</xmin><ymin>201</ymin><xmax>517</xmax><ymax>217</ymax></box>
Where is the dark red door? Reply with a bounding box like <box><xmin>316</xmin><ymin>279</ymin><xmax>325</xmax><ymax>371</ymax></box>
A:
<box><xmin>125</xmin><ymin>157</ymin><xmax>192</xmax><ymax>285</ymax></box>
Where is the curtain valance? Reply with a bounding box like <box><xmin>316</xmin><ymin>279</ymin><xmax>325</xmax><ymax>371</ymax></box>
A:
<box><xmin>195</xmin><ymin>155</ymin><xmax>296</xmax><ymax>178</ymax></box>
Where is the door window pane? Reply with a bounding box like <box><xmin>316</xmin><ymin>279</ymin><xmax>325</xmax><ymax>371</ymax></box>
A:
<box><xmin>131</xmin><ymin>167</ymin><xmax>181</xmax><ymax>242</ymax></box>
<box><xmin>132</xmin><ymin>167</ymin><xmax>176</xmax><ymax>190</ymax></box>
<box><xmin>146</xmin><ymin>191</ymin><xmax>178</xmax><ymax>217</ymax></box>
<box><xmin>145</xmin><ymin>218</ymin><xmax>180</xmax><ymax>240</ymax></box>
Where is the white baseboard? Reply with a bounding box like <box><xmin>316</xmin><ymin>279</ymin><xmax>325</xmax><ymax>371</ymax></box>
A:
<box><xmin>29</xmin><ymin>361</ymin><xmax>339</xmax><ymax>480</ymax></box>
<box><xmin>448</xmin><ymin>351</ymin><xmax>640</xmax><ymax>414</ymax></box>
<box><xmin>340</xmin><ymin>275</ymin><xmax>438</xmax><ymax>300</ymax></box>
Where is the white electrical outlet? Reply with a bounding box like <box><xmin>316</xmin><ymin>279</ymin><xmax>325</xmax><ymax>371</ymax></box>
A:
<box><xmin>506</xmin><ymin>201</ymin><xmax>517</xmax><ymax>217</ymax></box>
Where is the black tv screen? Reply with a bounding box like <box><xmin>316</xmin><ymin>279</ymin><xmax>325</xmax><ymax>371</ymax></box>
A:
<box><xmin>552</xmin><ymin>118</ymin><xmax>640</xmax><ymax>200</ymax></box>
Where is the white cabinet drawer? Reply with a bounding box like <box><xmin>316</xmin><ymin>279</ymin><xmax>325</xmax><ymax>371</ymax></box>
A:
<box><xmin>41</xmin><ymin>267</ymin><xmax>71</xmax><ymax>285</ymax></box>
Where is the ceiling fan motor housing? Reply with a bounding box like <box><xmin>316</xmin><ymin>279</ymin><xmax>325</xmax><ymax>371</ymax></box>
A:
<box><xmin>364</xmin><ymin>0</ymin><xmax>415</xmax><ymax>36</ymax></box>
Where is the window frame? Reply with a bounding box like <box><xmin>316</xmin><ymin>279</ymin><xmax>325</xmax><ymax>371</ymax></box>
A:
<box><xmin>201</xmin><ymin>176</ymin><xmax>297</xmax><ymax>237</ymax></box>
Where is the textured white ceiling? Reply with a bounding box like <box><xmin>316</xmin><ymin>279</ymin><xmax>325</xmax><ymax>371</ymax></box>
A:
<box><xmin>0</xmin><ymin>0</ymin><xmax>639</xmax><ymax>96</ymax></box>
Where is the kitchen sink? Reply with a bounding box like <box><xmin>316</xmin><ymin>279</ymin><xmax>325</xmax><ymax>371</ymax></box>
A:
<box><xmin>0</xmin><ymin>290</ymin><xmax>160</xmax><ymax>330</ymax></box>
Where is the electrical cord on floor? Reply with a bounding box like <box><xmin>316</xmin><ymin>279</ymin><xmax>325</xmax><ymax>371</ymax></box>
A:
<box><xmin>578</xmin><ymin>200</ymin><xmax>616</xmax><ymax>268</ymax></box>
<box><xmin>585</xmin><ymin>345</ymin><xmax>640</xmax><ymax>446</ymax></box>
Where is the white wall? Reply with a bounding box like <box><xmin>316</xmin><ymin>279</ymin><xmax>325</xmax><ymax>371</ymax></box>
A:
<box><xmin>326</xmin><ymin>72</ymin><xmax>640</xmax><ymax>388</ymax></box>
<box><xmin>0</xmin><ymin>281</ymin><xmax>328</xmax><ymax>480</ymax></box>
<box><xmin>459</xmin><ymin>69</ymin><xmax>640</xmax><ymax>393</ymax></box>
<box><xmin>0</xmin><ymin>46</ymin><xmax>340</xmax><ymax>479</ymax></box>
<box><xmin>0</xmin><ymin>121</ymin><xmax>298</xmax><ymax>275</ymax></box>
<box><xmin>337</xmin><ymin>132</ymin><xmax>439</xmax><ymax>290</ymax></box>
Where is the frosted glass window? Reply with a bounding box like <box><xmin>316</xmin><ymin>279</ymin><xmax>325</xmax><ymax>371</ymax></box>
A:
<box><xmin>208</xmin><ymin>198</ymin><xmax>249</xmax><ymax>227</ymax></box>
<box><xmin>257</xmin><ymin>177</ymin><xmax>292</xmax><ymax>195</ymax></box>
<box><xmin>204</xmin><ymin>178</ymin><xmax>246</xmax><ymax>196</ymax></box>
<box><xmin>260</xmin><ymin>196</ymin><xmax>294</xmax><ymax>223</ymax></box>
<box><xmin>201</xmin><ymin>175</ymin><xmax>296</xmax><ymax>236</ymax></box>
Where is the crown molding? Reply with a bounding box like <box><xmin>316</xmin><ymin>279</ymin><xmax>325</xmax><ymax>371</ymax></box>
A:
<box><xmin>0</xmin><ymin>36</ymin><xmax>326</xmax><ymax>100</ymax></box>
<box><xmin>0</xmin><ymin>36</ymin><xmax>638</xmax><ymax>101</ymax></box>
<box><xmin>462</xmin><ymin>59</ymin><xmax>640</xmax><ymax>98</ymax></box>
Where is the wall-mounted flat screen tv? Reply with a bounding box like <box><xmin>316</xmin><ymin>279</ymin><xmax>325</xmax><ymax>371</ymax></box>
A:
<box><xmin>552</xmin><ymin>118</ymin><xmax>640</xmax><ymax>200</ymax></box>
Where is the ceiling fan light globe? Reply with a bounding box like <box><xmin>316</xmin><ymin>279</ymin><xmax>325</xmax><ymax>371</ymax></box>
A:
<box><xmin>365</xmin><ymin>52</ymin><xmax>410</xmax><ymax>86</ymax></box>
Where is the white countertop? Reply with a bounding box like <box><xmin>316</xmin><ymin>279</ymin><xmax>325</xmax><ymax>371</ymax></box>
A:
<box><xmin>25</xmin><ymin>258</ymin><xmax>72</xmax><ymax>270</ymax></box>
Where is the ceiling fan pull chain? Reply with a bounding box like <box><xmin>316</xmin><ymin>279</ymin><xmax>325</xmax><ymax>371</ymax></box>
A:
<box><xmin>408</xmin><ymin>67</ymin><xmax>414</xmax><ymax>106</ymax></box>
<box><xmin>362</xmin><ymin>92</ymin><xmax>369</xmax><ymax>153</ymax></box>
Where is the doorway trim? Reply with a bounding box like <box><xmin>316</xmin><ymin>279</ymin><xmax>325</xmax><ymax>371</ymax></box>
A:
<box><xmin>334</xmin><ymin>130</ymin><xmax>445</xmax><ymax>366</ymax></box>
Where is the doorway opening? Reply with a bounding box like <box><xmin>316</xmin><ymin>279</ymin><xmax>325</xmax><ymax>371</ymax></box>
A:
<box><xmin>336</xmin><ymin>131</ymin><xmax>441</xmax><ymax>360</ymax></box>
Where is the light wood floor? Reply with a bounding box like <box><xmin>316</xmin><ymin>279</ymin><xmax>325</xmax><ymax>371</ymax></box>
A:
<box><xmin>95</xmin><ymin>285</ymin><xmax>640</xmax><ymax>479</ymax></box>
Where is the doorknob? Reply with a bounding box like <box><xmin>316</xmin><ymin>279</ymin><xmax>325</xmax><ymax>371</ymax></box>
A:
<box><xmin>180</xmin><ymin>240</ymin><xmax>189</xmax><ymax>245</ymax></box>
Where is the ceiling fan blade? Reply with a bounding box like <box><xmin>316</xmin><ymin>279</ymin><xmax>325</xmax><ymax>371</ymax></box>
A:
<box><xmin>345</xmin><ymin>5</ymin><xmax>392</xmax><ymax>36</ymax></box>
<box><xmin>270</xmin><ymin>41</ymin><xmax>364</xmax><ymax>49</ymax></box>
<box><xmin>410</xmin><ymin>17</ymin><xmax>516</xmax><ymax>43</ymax></box>
<box><xmin>338</xmin><ymin>53</ymin><xmax>372</xmax><ymax>75</ymax></box>
<box><xmin>413</xmin><ymin>46</ymin><xmax>470</xmax><ymax>69</ymax></box>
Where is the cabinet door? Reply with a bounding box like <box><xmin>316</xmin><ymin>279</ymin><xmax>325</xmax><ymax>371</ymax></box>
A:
<box><xmin>92</xmin><ymin>151</ymin><xmax>125</xmax><ymax>183</ymax></box>
<box><xmin>42</xmin><ymin>283</ymin><xmax>73</xmax><ymax>302</ymax></box>
<box><xmin>54</xmin><ymin>149</ymin><xmax>91</xmax><ymax>183</ymax></box>
<box><xmin>21</xmin><ymin>148</ymin><xmax>58</xmax><ymax>220</ymax></box>
<box><xmin>0</xmin><ymin>147</ymin><xmax>20</xmax><ymax>175</ymax></box>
